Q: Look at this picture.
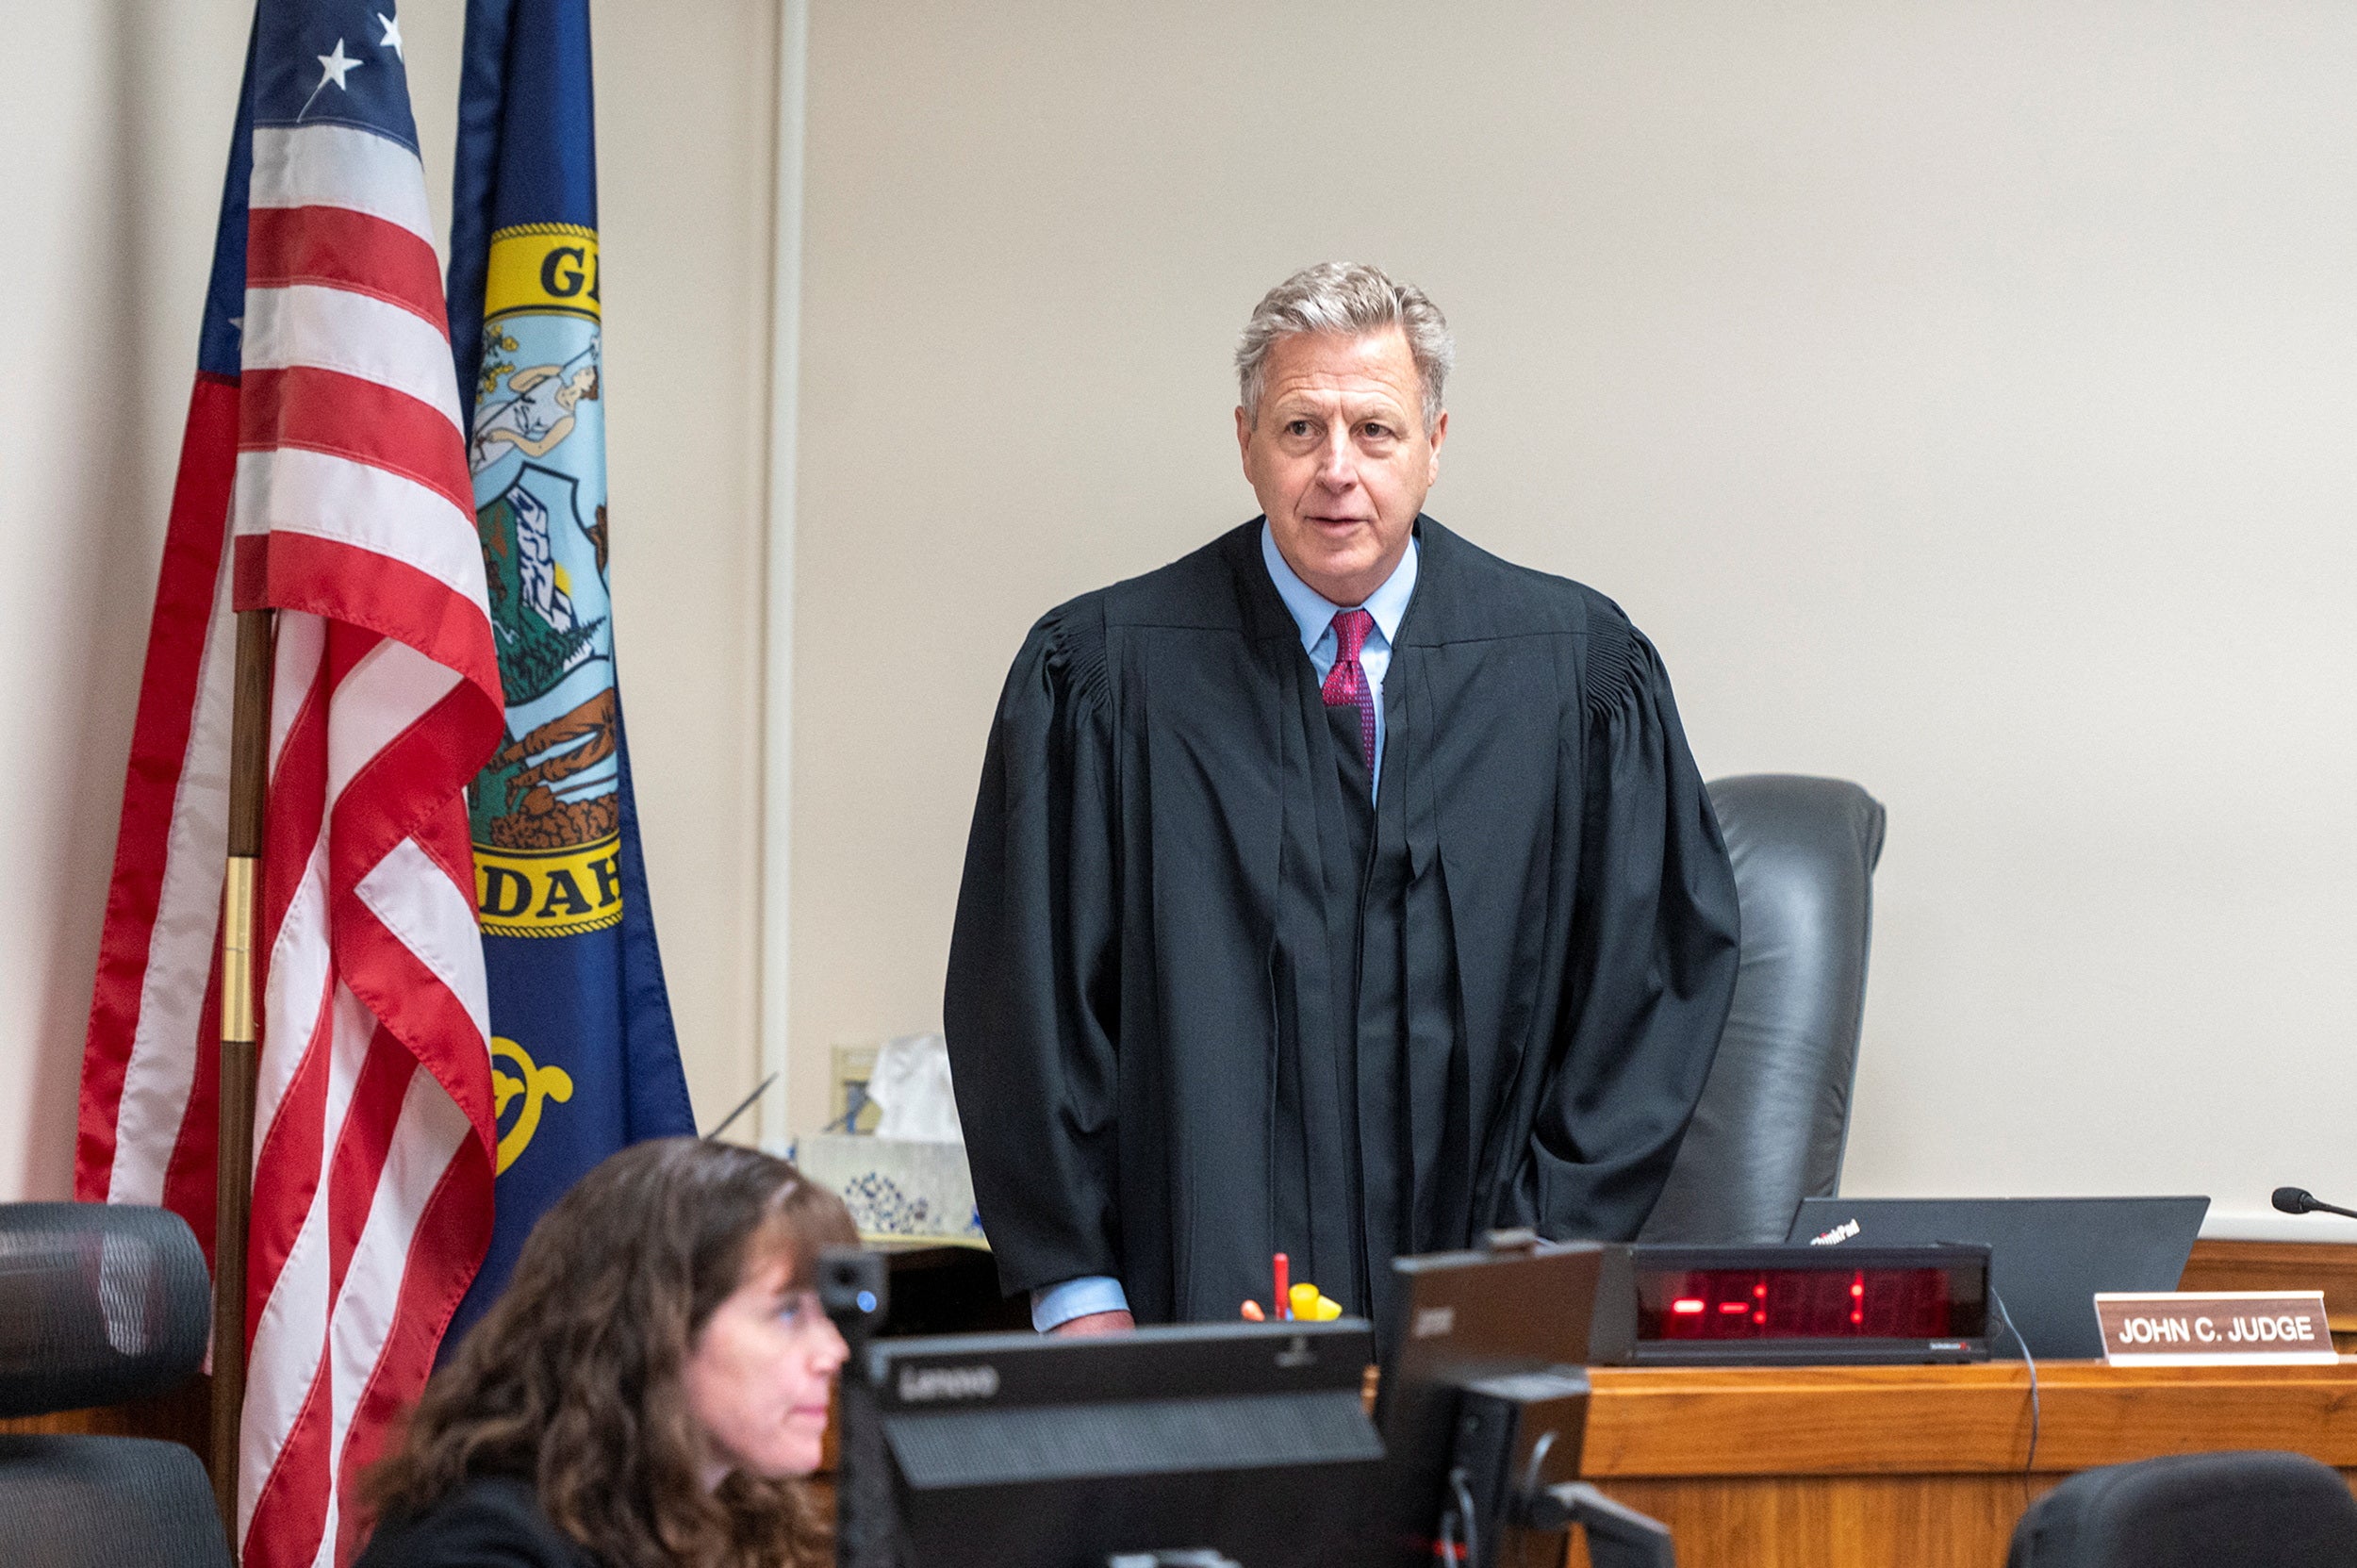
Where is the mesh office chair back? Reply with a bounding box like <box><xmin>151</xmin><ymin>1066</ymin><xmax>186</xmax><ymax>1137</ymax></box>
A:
<box><xmin>2007</xmin><ymin>1449</ymin><xmax>2357</xmax><ymax>1568</ymax></box>
<box><xmin>0</xmin><ymin>1202</ymin><xmax>226</xmax><ymax>1568</ymax></box>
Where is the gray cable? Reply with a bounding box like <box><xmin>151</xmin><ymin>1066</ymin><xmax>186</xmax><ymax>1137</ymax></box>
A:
<box><xmin>1988</xmin><ymin>1286</ymin><xmax>2039</xmax><ymax>1476</ymax></box>
<box><xmin>1449</xmin><ymin>1465</ymin><xmax>1481</xmax><ymax>1568</ymax></box>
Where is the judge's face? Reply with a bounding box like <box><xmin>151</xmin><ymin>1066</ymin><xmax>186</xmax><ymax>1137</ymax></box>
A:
<box><xmin>681</xmin><ymin>1251</ymin><xmax>848</xmax><ymax>1484</ymax></box>
<box><xmin>1237</xmin><ymin>326</ymin><xmax>1446</xmax><ymax>607</ymax></box>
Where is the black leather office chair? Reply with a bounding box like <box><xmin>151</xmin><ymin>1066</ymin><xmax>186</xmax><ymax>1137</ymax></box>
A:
<box><xmin>1640</xmin><ymin>774</ymin><xmax>1886</xmax><ymax>1245</ymax></box>
<box><xmin>0</xmin><ymin>1201</ymin><xmax>226</xmax><ymax>1567</ymax></box>
<box><xmin>2006</xmin><ymin>1449</ymin><xmax>2357</xmax><ymax>1568</ymax></box>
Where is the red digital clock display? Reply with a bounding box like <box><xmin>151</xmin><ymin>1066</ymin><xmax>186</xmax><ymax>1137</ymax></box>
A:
<box><xmin>1637</xmin><ymin>1265</ymin><xmax>1965</xmax><ymax>1341</ymax></box>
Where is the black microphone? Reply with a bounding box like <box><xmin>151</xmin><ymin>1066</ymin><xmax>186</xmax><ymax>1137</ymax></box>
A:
<box><xmin>2272</xmin><ymin>1186</ymin><xmax>2357</xmax><ymax>1222</ymax></box>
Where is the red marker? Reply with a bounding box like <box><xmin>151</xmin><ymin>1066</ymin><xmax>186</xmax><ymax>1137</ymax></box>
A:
<box><xmin>1273</xmin><ymin>1252</ymin><xmax>1291</xmax><ymax>1322</ymax></box>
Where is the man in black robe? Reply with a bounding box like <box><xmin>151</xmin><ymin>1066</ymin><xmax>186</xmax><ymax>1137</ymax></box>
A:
<box><xmin>945</xmin><ymin>262</ymin><xmax>1740</xmax><ymax>1341</ymax></box>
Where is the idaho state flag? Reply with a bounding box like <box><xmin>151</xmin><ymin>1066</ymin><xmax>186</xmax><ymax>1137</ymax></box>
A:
<box><xmin>442</xmin><ymin>0</ymin><xmax>695</xmax><ymax>1346</ymax></box>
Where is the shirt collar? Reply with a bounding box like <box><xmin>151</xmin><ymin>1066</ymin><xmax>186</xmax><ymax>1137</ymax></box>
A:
<box><xmin>1259</xmin><ymin>520</ymin><xmax>1420</xmax><ymax>655</ymax></box>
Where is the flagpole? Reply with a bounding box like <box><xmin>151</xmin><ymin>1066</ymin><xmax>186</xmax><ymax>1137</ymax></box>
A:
<box><xmin>211</xmin><ymin>603</ymin><xmax>272</xmax><ymax>1548</ymax></box>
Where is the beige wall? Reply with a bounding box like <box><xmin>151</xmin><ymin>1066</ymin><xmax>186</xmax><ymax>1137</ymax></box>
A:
<box><xmin>579</xmin><ymin>0</ymin><xmax>777</xmax><ymax>1132</ymax></box>
<box><xmin>0</xmin><ymin>0</ymin><xmax>777</xmax><ymax>1197</ymax></box>
<box><xmin>0</xmin><ymin>3</ymin><xmax>160</xmax><ymax>1200</ymax></box>
<box><xmin>8</xmin><ymin>3</ymin><xmax>2354</xmax><ymax>1242</ymax></box>
<box><xmin>791</xmin><ymin>1</ymin><xmax>2357</xmax><ymax>1236</ymax></box>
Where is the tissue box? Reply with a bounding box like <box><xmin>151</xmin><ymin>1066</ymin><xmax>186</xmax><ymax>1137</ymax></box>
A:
<box><xmin>793</xmin><ymin>1132</ymin><xmax>985</xmax><ymax>1245</ymax></box>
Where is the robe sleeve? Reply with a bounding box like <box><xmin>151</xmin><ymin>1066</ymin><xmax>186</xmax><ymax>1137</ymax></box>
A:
<box><xmin>1513</xmin><ymin>619</ymin><xmax>1741</xmax><ymax>1241</ymax></box>
<box><xmin>943</xmin><ymin>602</ymin><xmax>1124</xmax><ymax>1298</ymax></box>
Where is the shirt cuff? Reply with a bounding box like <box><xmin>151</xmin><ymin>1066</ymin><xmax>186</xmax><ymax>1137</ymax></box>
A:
<box><xmin>1030</xmin><ymin>1275</ymin><xmax>1129</xmax><ymax>1332</ymax></box>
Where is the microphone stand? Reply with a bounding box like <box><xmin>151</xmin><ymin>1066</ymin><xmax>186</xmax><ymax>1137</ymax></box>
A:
<box><xmin>2272</xmin><ymin>1187</ymin><xmax>2357</xmax><ymax>1223</ymax></box>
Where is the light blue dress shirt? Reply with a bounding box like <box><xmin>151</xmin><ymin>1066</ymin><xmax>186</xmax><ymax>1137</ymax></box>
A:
<box><xmin>1030</xmin><ymin>524</ymin><xmax>1421</xmax><ymax>1331</ymax></box>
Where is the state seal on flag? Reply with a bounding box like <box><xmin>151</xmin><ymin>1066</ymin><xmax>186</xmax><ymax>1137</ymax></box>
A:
<box><xmin>468</xmin><ymin>222</ymin><xmax>623</xmax><ymax>938</ymax></box>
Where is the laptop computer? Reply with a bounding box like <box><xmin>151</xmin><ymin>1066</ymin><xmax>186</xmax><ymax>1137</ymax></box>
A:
<box><xmin>1785</xmin><ymin>1196</ymin><xmax>2210</xmax><ymax>1360</ymax></box>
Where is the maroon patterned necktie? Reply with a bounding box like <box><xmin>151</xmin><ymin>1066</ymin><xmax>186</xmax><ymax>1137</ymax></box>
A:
<box><xmin>1321</xmin><ymin>608</ymin><xmax>1376</xmax><ymax>769</ymax></box>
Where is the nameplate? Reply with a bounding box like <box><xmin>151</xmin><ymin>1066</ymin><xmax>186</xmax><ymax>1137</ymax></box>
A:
<box><xmin>2093</xmin><ymin>1292</ymin><xmax>2337</xmax><ymax>1365</ymax></box>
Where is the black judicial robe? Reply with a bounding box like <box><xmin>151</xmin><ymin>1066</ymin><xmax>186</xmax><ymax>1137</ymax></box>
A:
<box><xmin>944</xmin><ymin>517</ymin><xmax>1741</xmax><ymax>1335</ymax></box>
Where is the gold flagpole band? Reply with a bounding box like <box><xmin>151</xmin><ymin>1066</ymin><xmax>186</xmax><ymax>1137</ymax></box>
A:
<box><xmin>220</xmin><ymin>854</ymin><xmax>257</xmax><ymax>1046</ymax></box>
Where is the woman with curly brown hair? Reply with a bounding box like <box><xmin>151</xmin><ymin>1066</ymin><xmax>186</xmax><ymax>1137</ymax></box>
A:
<box><xmin>356</xmin><ymin>1137</ymin><xmax>856</xmax><ymax>1568</ymax></box>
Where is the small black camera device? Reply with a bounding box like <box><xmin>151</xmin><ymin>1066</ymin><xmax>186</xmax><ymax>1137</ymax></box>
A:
<box><xmin>816</xmin><ymin>1246</ymin><xmax>888</xmax><ymax>1340</ymax></box>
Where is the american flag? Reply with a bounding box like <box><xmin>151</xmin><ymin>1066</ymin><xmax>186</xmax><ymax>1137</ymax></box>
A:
<box><xmin>77</xmin><ymin>6</ymin><xmax>502</xmax><ymax>1564</ymax></box>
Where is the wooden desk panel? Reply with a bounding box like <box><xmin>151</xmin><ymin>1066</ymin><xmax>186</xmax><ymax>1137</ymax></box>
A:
<box><xmin>1583</xmin><ymin>1361</ymin><xmax>2357</xmax><ymax>1476</ymax></box>
<box><xmin>1563</xmin><ymin>1474</ymin><xmax>2052</xmax><ymax>1568</ymax></box>
<box><xmin>1568</xmin><ymin>1361</ymin><xmax>2357</xmax><ymax>1568</ymax></box>
<box><xmin>0</xmin><ymin>1371</ymin><xmax>209</xmax><ymax>1445</ymax></box>
<box><xmin>2184</xmin><ymin>1239</ymin><xmax>2357</xmax><ymax>1341</ymax></box>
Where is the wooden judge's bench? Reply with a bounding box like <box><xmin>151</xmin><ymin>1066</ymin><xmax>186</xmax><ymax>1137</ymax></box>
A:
<box><xmin>1560</xmin><ymin>1240</ymin><xmax>2357</xmax><ymax>1567</ymax></box>
<box><xmin>794</xmin><ymin>1240</ymin><xmax>2357</xmax><ymax>1567</ymax></box>
<box><xmin>10</xmin><ymin>1241</ymin><xmax>2355</xmax><ymax>1566</ymax></box>
<box><xmin>1563</xmin><ymin>1360</ymin><xmax>2357</xmax><ymax>1567</ymax></box>
<box><xmin>797</xmin><ymin>1349</ymin><xmax>2357</xmax><ymax>1568</ymax></box>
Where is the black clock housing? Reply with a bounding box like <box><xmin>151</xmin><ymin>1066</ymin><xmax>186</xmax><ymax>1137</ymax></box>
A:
<box><xmin>1623</xmin><ymin>1243</ymin><xmax>1992</xmax><ymax>1365</ymax></box>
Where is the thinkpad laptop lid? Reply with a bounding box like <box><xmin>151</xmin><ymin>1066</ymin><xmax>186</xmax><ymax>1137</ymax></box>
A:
<box><xmin>1786</xmin><ymin>1196</ymin><xmax>2210</xmax><ymax>1360</ymax></box>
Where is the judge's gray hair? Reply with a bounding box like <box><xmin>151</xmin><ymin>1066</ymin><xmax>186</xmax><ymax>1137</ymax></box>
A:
<box><xmin>1235</xmin><ymin>262</ymin><xmax>1454</xmax><ymax>435</ymax></box>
